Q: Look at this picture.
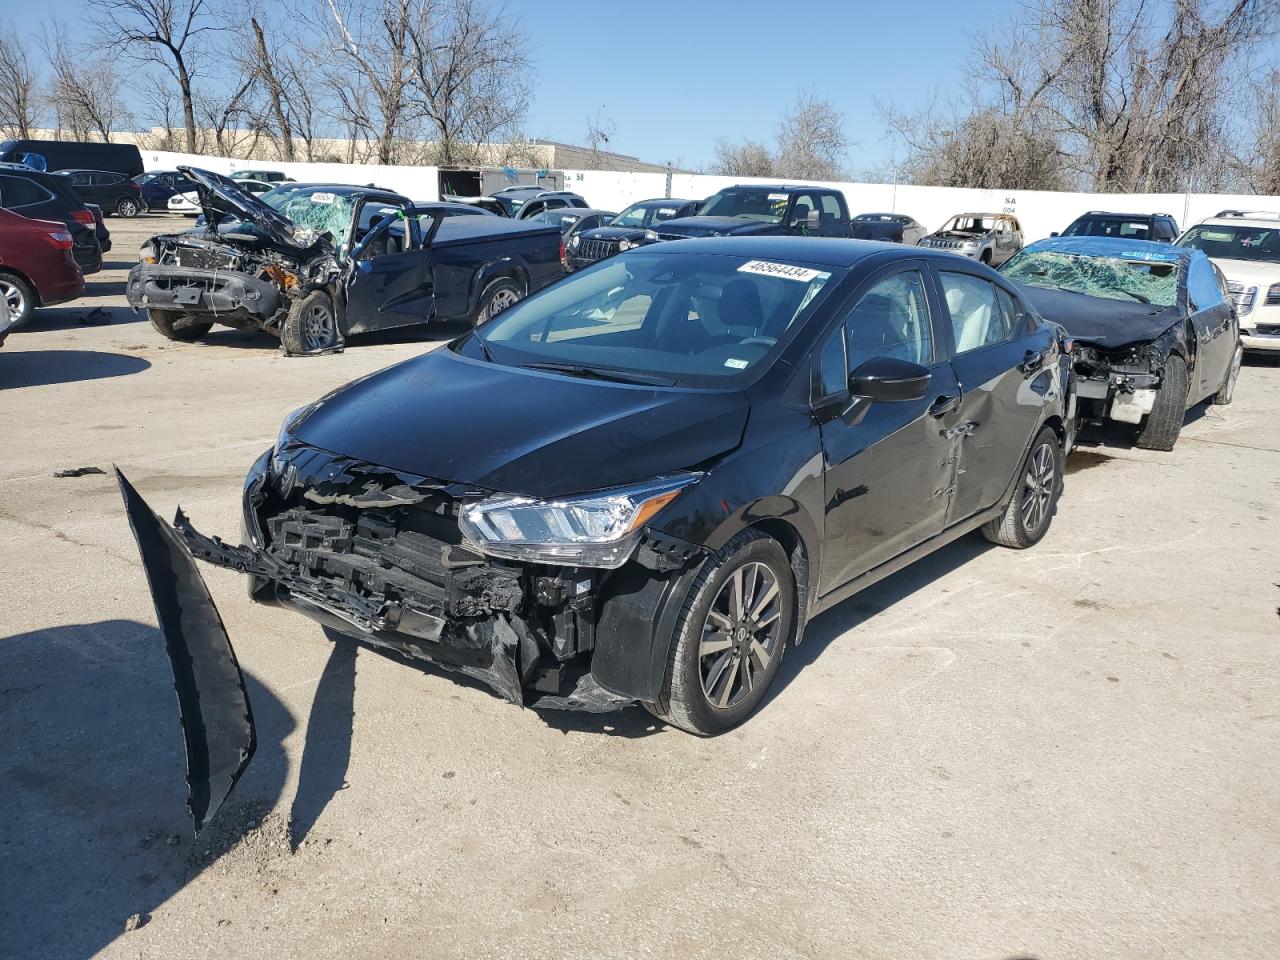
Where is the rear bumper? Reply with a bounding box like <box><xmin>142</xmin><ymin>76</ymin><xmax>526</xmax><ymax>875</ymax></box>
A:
<box><xmin>1240</xmin><ymin>326</ymin><xmax>1280</xmax><ymax>352</ymax></box>
<box><xmin>73</xmin><ymin>242</ymin><xmax>102</xmax><ymax>276</ymax></box>
<box><xmin>37</xmin><ymin>271</ymin><xmax>85</xmax><ymax>307</ymax></box>
<box><xmin>127</xmin><ymin>263</ymin><xmax>281</xmax><ymax>322</ymax></box>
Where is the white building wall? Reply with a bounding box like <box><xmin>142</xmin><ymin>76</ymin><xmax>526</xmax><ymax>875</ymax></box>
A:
<box><xmin>145</xmin><ymin>150</ymin><xmax>1280</xmax><ymax>241</ymax></box>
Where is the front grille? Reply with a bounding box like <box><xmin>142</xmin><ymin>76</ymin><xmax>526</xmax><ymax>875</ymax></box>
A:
<box><xmin>575</xmin><ymin>237</ymin><xmax>618</xmax><ymax>262</ymax></box>
<box><xmin>175</xmin><ymin>246</ymin><xmax>240</xmax><ymax>270</ymax></box>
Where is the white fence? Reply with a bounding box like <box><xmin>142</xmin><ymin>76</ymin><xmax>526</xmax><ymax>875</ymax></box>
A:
<box><xmin>145</xmin><ymin>150</ymin><xmax>1280</xmax><ymax>243</ymax></box>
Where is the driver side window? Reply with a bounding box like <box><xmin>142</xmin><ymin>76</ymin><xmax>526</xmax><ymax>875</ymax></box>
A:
<box><xmin>843</xmin><ymin>271</ymin><xmax>934</xmax><ymax>371</ymax></box>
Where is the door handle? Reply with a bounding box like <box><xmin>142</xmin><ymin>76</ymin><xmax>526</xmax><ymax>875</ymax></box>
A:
<box><xmin>1019</xmin><ymin>348</ymin><xmax>1047</xmax><ymax>374</ymax></box>
<box><xmin>928</xmin><ymin>394</ymin><xmax>959</xmax><ymax>418</ymax></box>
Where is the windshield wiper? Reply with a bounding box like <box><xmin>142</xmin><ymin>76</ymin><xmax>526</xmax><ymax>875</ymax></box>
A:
<box><xmin>519</xmin><ymin>361</ymin><xmax>676</xmax><ymax>386</ymax></box>
<box><xmin>1117</xmin><ymin>290</ymin><xmax>1151</xmax><ymax>303</ymax></box>
<box><xmin>469</xmin><ymin>333</ymin><xmax>496</xmax><ymax>363</ymax></box>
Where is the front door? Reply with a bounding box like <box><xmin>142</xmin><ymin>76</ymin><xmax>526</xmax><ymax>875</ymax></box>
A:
<box><xmin>817</xmin><ymin>266</ymin><xmax>961</xmax><ymax>595</ymax></box>
<box><xmin>938</xmin><ymin>270</ymin><xmax>1052</xmax><ymax>523</ymax></box>
<box><xmin>1186</xmin><ymin>257</ymin><xmax>1237</xmax><ymax>402</ymax></box>
<box><xmin>342</xmin><ymin>200</ymin><xmax>435</xmax><ymax>335</ymax></box>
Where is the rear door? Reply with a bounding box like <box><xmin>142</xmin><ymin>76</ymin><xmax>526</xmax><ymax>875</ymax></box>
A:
<box><xmin>341</xmin><ymin>199</ymin><xmax>435</xmax><ymax>335</ymax></box>
<box><xmin>938</xmin><ymin>269</ymin><xmax>1053</xmax><ymax>524</ymax></box>
<box><xmin>817</xmin><ymin>263</ymin><xmax>961</xmax><ymax>593</ymax></box>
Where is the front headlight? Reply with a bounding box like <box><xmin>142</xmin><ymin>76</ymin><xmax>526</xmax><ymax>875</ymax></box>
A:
<box><xmin>459</xmin><ymin>474</ymin><xmax>698</xmax><ymax>568</ymax></box>
<box><xmin>569</xmin><ymin>235</ymin><xmax>580</xmax><ymax>249</ymax></box>
<box><xmin>618</xmin><ymin>239</ymin><xmax>636</xmax><ymax>252</ymax></box>
<box><xmin>272</xmin><ymin>403</ymin><xmax>314</xmax><ymax>470</ymax></box>
<box><xmin>644</xmin><ymin>229</ymin><xmax>659</xmax><ymax>242</ymax></box>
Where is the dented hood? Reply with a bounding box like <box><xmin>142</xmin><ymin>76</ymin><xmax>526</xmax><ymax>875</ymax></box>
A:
<box><xmin>1016</xmin><ymin>284</ymin><xmax>1183</xmax><ymax>350</ymax></box>
<box><xmin>179</xmin><ymin>166</ymin><xmax>308</xmax><ymax>250</ymax></box>
<box><xmin>292</xmin><ymin>348</ymin><xmax>750</xmax><ymax>499</ymax></box>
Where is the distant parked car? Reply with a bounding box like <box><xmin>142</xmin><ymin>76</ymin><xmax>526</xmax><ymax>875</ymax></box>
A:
<box><xmin>481</xmin><ymin>187</ymin><xmax>588</xmax><ymax>219</ymax></box>
<box><xmin>167</xmin><ymin>191</ymin><xmax>201</xmax><ymax>216</ymax></box>
<box><xmin>53</xmin><ymin>169</ymin><xmax>145</xmax><ymax>218</ymax></box>
<box><xmin>850</xmin><ymin>212</ymin><xmax>928</xmax><ymax>245</ymax></box>
<box><xmin>919</xmin><ymin>213</ymin><xmax>1023</xmax><ymax>265</ymax></box>
<box><xmin>0</xmin><ymin>163</ymin><xmax>102</xmax><ymax>274</ymax></box>
<box><xmin>565</xmin><ymin>198</ymin><xmax>700</xmax><ymax>271</ymax></box>
<box><xmin>1176</xmin><ymin>211</ymin><xmax>1280</xmax><ymax>355</ymax></box>
<box><xmin>134</xmin><ymin>170</ymin><xmax>197</xmax><ymax>209</ymax></box>
<box><xmin>231</xmin><ymin>169</ymin><xmax>292</xmax><ymax>183</ymax></box>
<box><xmin>1002</xmin><ymin>236</ymin><xmax>1240</xmax><ymax>450</ymax></box>
<box><xmin>0</xmin><ymin>207</ymin><xmax>85</xmax><ymax>327</ymax></box>
<box><xmin>651</xmin><ymin>185</ymin><xmax>853</xmax><ymax>241</ymax></box>
<box><xmin>0</xmin><ymin>138</ymin><xmax>143</xmax><ymax>177</ymax></box>
<box><xmin>1054</xmin><ymin>211</ymin><xmax>1180</xmax><ymax>243</ymax></box>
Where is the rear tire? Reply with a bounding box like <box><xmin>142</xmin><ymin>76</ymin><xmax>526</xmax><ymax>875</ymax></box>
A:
<box><xmin>1134</xmin><ymin>354</ymin><xmax>1188</xmax><ymax>451</ymax></box>
<box><xmin>280</xmin><ymin>290</ymin><xmax>339</xmax><ymax>355</ymax></box>
<box><xmin>148</xmin><ymin>309</ymin><xmax>213</xmax><ymax>342</ymax></box>
<box><xmin>645</xmin><ymin>530</ymin><xmax>795</xmax><ymax>736</ymax></box>
<box><xmin>1213</xmin><ymin>342</ymin><xmax>1242</xmax><ymax>405</ymax></box>
<box><xmin>472</xmin><ymin>276</ymin><xmax>523</xmax><ymax>327</ymax></box>
<box><xmin>0</xmin><ymin>272</ymin><xmax>36</xmax><ymax>328</ymax></box>
<box><xmin>116</xmin><ymin>197</ymin><xmax>140</xmax><ymax>218</ymax></box>
<box><xmin>981</xmin><ymin>426</ymin><xmax>1063</xmax><ymax>549</ymax></box>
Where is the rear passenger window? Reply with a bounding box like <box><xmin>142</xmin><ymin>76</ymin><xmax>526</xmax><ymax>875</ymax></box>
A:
<box><xmin>0</xmin><ymin>175</ymin><xmax>51</xmax><ymax>209</ymax></box>
<box><xmin>820</xmin><ymin>194</ymin><xmax>842</xmax><ymax>219</ymax></box>
<box><xmin>995</xmin><ymin>288</ymin><xmax>1022</xmax><ymax>336</ymax></box>
<box><xmin>940</xmin><ymin>272</ymin><xmax>1012</xmax><ymax>353</ymax></box>
<box><xmin>1187</xmin><ymin>258</ymin><xmax>1225</xmax><ymax>310</ymax></box>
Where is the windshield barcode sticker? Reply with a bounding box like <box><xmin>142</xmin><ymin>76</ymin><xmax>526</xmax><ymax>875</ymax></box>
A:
<box><xmin>738</xmin><ymin>260</ymin><xmax>827</xmax><ymax>283</ymax></box>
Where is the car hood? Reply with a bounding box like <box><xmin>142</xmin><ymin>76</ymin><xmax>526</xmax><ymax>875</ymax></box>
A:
<box><xmin>292</xmin><ymin>348</ymin><xmax>751</xmax><ymax>499</ymax></box>
<box><xmin>657</xmin><ymin>216</ymin><xmax>778</xmax><ymax>238</ymax></box>
<box><xmin>1207</xmin><ymin>257</ymin><xmax>1280</xmax><ymax>287</ymax></box>
<box><xmin>1017</xmin><ymin>284</ymin><xmax>1183</xmax><ymax>349</ymax></box>
<box><xmin>579</xmin><ymin>225</ymin><xmax>645</xmax><ymax>242</ymax></box>
<box><xmin>179</xmin><ymin>166</ymin><xmax>306</xmax><ymax>250</ymax></box>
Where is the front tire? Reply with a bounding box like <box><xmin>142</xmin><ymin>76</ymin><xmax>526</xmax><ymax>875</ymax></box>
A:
<box><xmin>981</xmin><ymin>426</ymin><xmax>1063</xmax><ymax>549</ymax></box>
<box><xmin>116</xmin><ymin>197</ymin><xmax>140</xmax><ymax>218</ymax></box>
<box><xmin>472</xmin><ymin>276</ymin><xmax>523</xmax><ymax>326</ymax></box>
<box><xmin>148</xmin><ymin>309</ymin><xmax>213</xmax><ymax>342</ymax></box>
<box><xmin>281</xmin><ymin>290</ymin><xmax>339</xmax><ymax>355</ymax></box>
<box><xmin>0</xmin><ymin>272</ymin><xmax>36</xmax><ymax>327</ymax></box>
<box><xmin>1213</xmin><ymin>342</ymin><xmax>1242</xmax><ymax>405</ymax></box>
<box><xmin>1134</xmin><ymin>354</ymin><xmax>1188</xmax><ymax>451</ymax></box>
<box><xmin>645</xmin><ymin>530</ymin><xmax>795</xmax><ymax>736</ymax></box>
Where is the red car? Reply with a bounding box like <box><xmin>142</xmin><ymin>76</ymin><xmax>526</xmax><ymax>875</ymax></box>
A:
<box><xmin>0</xmin><ymin>207</ymin><xmax>85</xmax><ymax>337</ymax></box>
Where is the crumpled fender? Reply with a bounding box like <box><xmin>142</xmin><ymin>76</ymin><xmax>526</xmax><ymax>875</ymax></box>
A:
<box><xmin>116</xmin><ymin>469</ymin><xmax>256</xmax><ymax>835</ymax></box>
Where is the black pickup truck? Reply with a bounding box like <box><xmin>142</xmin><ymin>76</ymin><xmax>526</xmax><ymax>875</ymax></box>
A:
<box><xmin>128</xmin><ymin>168</ymin><xmax>563</xmax><ymax>354</ymax></box>
<box><xmin>650</xmin><ymin>184</ymin><xmax>852</xmax><ymax>242</ymax></box>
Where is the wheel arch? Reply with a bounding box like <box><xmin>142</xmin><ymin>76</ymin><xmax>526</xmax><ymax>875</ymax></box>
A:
<box><xmin>467</xmin><ymin>260</ymin><xmax>530</xmax><ymax>315</ymax></box>
<box><xmin>0</xmin><ymin>266</ymin><xmax>40</xmax><ymax>307</ymax></box>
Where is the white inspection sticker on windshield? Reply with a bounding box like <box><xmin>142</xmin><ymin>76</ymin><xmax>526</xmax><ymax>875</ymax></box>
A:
<box><xmin>724</xmin><ymin>358</ymin><xmax>749</xmax><ymax>369</ymax></box>
<box><xmin>310</xmin><ymin>192</ymin><xmax>335</xmax><ymax>204</ymax></box>
<box><xmin>738</xmin><ymin>259</ymin><xmax>827</xmax><ymax>283</ymax></box>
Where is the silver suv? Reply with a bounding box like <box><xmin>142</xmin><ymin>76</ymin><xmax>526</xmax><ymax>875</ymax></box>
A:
<box><xmin>1176</xmin><ymin>211</ymin><xmax>1280</xmax><ymax>353</ymax></box>
<box><xmin>918</xmin><ymin>212</ymin><xmax>1024</xmax><ymax>265</ymax></box>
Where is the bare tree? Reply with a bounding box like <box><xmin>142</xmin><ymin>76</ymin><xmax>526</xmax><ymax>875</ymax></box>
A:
<box><xmin>405</xmin><ymin>0</ymin><xmax>532</xmax><ymax>165</ymax></box>
<box><xmin>582</xmin><ymin>109</ymin><xmax>618</xmax><ymax>170</ymax></box>
<box><xmin>87</xmin><ymin>0</ymin><xmax>219</xmax><ymax>153</ymax></box>
<box><xmin>773</xmin><ymin>91</ymin><xmax>848</xmax><ymax>180</ymax></box>
<box><xmin>321</xmin><ymin>0</ymin><xmax>418</xmax><ymax>164</ymax></box>
<box><xmin>43</xmin><ymin>26</ymin><xmax>131</xmax><ymax>142</ymax></box>
<box><xmin>0</xmin><ymin>31</ymin><xmax>40</xmax><ymax>138</ymax></box>
<box><xmin>710</xmin><ymin>137</ymin><xmax>775</xmax><ymax>177</ymax></box>
<box><xmin>1232</xmin><ymin>68</ymin><xmax>1280</xmax><ymax>193</ymax></box>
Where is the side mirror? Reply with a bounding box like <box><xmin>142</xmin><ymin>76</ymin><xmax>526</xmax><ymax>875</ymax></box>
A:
<box><xmin>792</xmin><ymin>208</ymin><xmax>821</xmax><ymax>231</ymax></box>
<box><xmin>849</xmin><ymin>356</ymin><xmax>931</xmax><ymax>402</ymax></box>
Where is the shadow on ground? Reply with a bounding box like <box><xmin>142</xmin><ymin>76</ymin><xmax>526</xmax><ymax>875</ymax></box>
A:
<box><xmin>0</xmin><ymin>619</ymin><xmax>361</xmax><ymax>958</ymax></box>
<box><xmin>0</xmin><ymin>349</ymin><xmax>150</xmax><ymax>389</ymax></box>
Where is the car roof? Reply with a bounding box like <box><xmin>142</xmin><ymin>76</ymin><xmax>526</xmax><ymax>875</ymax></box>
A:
<box><xmin>55</xmin><ymin>168</ymin><xmax>123</xmax><ymax>176</ymax></box>
<box><xmin>624</xmin><ymin>197</ymin><xmax>695</xmax><ymax>207</ymax></box>
<box><xmin>1199</xmin><ymin>213</ymin><xmax>1280</xmax><ymax>229</ymax></box>
<box><xmin>648</xmin><ymin>235</ymin><xmax>992</xmax><ymax>269</ymax></box>
<box><xmin>1072</xmin><ymin>211</ymin><xmax>1163</xmax><ymax>220</ymax></box>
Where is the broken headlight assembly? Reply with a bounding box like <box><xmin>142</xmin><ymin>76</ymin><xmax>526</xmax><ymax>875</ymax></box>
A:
<box><xmin>459</xmin><ymin>474</ymin><xmax>698</xmax><ymax>568</ymax></box>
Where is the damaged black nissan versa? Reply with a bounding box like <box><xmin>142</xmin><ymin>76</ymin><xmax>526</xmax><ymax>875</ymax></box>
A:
<box><xmin>126</xmin><ymin>167</ymin><xmax>562</xmax><ymax>354</ymax></box>
<box><xmin>121</xmin><ymin>235</ymin><xmax>1076</xmax><ymax>826</ymax></box>
<box><xmin>1001</xmin><ymin>237</ymin><xmax>1241</xmax><ymax>451</ymax></box>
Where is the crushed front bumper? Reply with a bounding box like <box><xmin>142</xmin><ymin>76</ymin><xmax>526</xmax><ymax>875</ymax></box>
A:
<box><xmin>127</xmin><ymin>263</ymin><xmax>281</xmax><ymax>321</ymax></box>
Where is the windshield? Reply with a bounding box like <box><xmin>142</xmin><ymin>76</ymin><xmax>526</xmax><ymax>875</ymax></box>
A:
<box><xmin>1003</xmin><ymin>250</ymin><xmax>1180</xmax><ymax>306</ymax></box>
<box><xmin>472</xmin><ymin>251</ymin><xmax>843</xmax><ymax>387</ymax></box>
<box><xmin>940</xmin><ymin>215</ymin><xmax>998</xmax><ymax>234</ymax></box>
<box><xmin>272</xmin><ymin>188</ymin><xmax>357</xmax><ymax>249</ymax></box>
<box><xmin>698</xmin><ymin>190</ymin><xmax>788</xmax><ymax>224</ymax></box>
<box><xmin>1063</xmin><ymin>217</ymin><xmax>1152</xmax><ymax>240</ymax></box>
<box><xmin>611</xmin><ymin>203</ymin><xmax>686</xmax><ymax>228</ymax></box>
<box><xmin>1177</xmin><ymin>223</ymin><xmax>1280</xmax><ymax>264</ymax></box>
<box><xmin>530</xmin><ymin>210</ymin><xmax>580</xmax><ymax>227</ymax></box>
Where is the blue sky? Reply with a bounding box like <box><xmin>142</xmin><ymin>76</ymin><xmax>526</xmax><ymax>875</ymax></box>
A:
<box><xmin>520</xmin><ymin>0</ymin><xmax>1010</xmax><ymax>171</ymax></box>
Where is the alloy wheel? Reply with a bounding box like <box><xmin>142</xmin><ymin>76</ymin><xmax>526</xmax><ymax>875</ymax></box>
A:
<box><xmin>1</xmin><ymin>279</ymin><xmax>25</xmax><ymax>320</ymax></box>
<box><xmin>698</xmin><ymin>561</ymin><xmax>783</xmax><ymax>710</ymax></box>
<box><xmin>302</xmin><ymin>301</ymin><xmax>336</xmax><ymax>351</ymax></box>
<box><xmin>489</xmin><ymin>287</ymin><xmax>520</xmax><ymax>316</ymax></box>
<box><xmin>118</xmin><ymin>199</ymin><xmax>139</xmax><ymax>217</ymax></box>
<box><xmin>1021</xmin><ymin>441</ymin><xmax>1056</xmax><ymax>533</ymax></box>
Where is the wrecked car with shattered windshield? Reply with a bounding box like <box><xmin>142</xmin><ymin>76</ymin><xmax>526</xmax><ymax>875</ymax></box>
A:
<box><xmin>127</xmin><ymin>167</ymin><xmax>563</xmax><ymax>353</ymax></box>
<box><xmin>122</xmin><ymin>234</ymin><xmax>1074</xmax><ymax>784</ymax></box>
<box><xmin>1002</xmin><ymin>236</ymin><xmax>1241</xmax><ymax>450</ymax></box>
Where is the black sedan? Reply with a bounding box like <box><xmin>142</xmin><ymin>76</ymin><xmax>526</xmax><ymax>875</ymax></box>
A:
<box><xmin>565</xmin><ymin>198</ymin><xmax>700</xmax><ymax>271</ymax></box>
<box><xmin>0</xmin><ymin>163</ymin><xmax>102</xmax><ymax>274</ymax></box>
<box><xmin>122</xmin><ymin>237</ymin><xmax>1073</xmax><ymax>783</ymax></box>
<box><xmin>1002</xmin><ymin>236</ymin><xmax>1241</xmax><ymax>450</ymax></box>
